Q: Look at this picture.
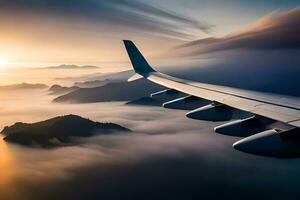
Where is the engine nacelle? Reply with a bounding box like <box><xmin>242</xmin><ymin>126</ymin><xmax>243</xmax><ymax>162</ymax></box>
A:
<box><xmin>214</xmin><ymin>116</ymin><xmax>274</xmax><ymax>137</ymax></box>
<box><xmin>163</xmin><ymin>96</ymin><xmax>211</xmax><ymax>110</ymax></box>
<box><xmin>186</xmin><ymin>102</ymin><xmax>233</xmax><ymax>121</ymax></box>
<box><xmin>233</xmin><ymin>128</ymin><xmax>300</xmax><ymax>158</ymax></box>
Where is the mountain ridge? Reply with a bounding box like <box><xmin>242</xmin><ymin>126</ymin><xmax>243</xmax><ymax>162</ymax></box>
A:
<box><xmin>54</xmin><ymin>79</ymin><xmax>165</xmax><ymax>103</ymax></box>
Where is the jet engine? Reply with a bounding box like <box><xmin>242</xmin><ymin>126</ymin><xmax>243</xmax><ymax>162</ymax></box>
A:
<box><xmin>233</xmin><ymin>128</ymin><xmax>300</xmax><ymax>158</ymax></box>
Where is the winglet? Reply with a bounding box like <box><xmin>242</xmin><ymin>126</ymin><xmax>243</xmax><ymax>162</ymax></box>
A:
<box><xmin>123</xmin><ymin>40</ymin><xmax>156</xmax><ymax>76</ymax></box>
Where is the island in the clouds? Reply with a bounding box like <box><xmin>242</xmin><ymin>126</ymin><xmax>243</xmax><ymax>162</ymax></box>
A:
<box><xmin>45</xmin><ymin>64</ymin><xmax>99</xmax><ymax>69</ymax></box>
<box><xmin>53</xmin><ymin>79</ymin><xmax>165</xmax><ymax>103</ymax></box>
<box><xmin>48</xmin><ymin>84</ymin><xmax>80</xmax><ymax>95</ymax></box>
<box><xmin>0</xmin><ymin>83</ymin><xmax>48</xmax><ymax>91</ymax></box>
<box><xmin>2</xmin><ymin>114</ymin><xmax>130</xmax><ymax>147</ymax></box>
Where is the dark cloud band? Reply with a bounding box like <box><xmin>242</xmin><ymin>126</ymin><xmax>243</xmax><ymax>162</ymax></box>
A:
<box><xmin>178</xmin><ymin>7</ymin><xmax>300</xmax><ymax>53</ymax></box>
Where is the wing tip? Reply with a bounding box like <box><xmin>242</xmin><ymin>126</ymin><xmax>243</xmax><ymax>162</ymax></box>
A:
<box><xmin>123</xmin><ymin>40</ymin><xmax>156</xmax><ymax>75</ymax></box>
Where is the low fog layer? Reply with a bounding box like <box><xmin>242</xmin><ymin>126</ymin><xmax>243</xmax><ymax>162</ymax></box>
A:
<box><xmin>1</xmin><ymin>89</ymin><xmax>300</xmax><ymax>200</ymax></box>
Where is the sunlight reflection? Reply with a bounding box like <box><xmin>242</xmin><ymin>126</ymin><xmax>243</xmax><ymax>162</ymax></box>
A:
<box><xmin>0</xmin><ymin>135</ymin><xmax>15</xmax><ymax>193</ymax></box>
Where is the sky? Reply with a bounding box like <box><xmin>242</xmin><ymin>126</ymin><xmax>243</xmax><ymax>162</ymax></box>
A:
<box><xmin>0</xmin><ymin>0</ymin><xmax>299</xmax><ymax>66</ymax></box>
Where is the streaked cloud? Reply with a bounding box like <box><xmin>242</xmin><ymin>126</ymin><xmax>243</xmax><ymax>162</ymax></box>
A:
<box><xmin>0</xmin><ymin>0</ymin><xmax>212</xmax><ymax>40</ymax></box>
<box><xmin>177</xmin><ymin>7</ymin><xmax>300</xmax><ymax>55</ymax></box>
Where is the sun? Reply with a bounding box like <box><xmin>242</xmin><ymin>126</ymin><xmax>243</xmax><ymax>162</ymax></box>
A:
<box><xmin>0</xmin><ymin>57</ymin><xmax>9</xmax><ymax>69</ymax></box>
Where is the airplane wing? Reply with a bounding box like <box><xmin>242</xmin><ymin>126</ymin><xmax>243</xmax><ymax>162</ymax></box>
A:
<box><xmin>123</xmin><ymin>40</ymin><xmax>300</xmax><ymax>158</ymax></box>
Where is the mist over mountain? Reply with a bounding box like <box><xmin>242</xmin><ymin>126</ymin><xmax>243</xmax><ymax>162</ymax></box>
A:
<box><xmin>0</xmin><ymin>83</ymin><xmax>48</xmax><ymax>91</ymax></box>
<box><xmin>2</xmin><ymin>114</ymin><xmax>130</xmax><ymax>147</ymax></box>
<box><xmin>91</xmin><ymin>70</ymin><xmax>134</xmax><ymax>82</ymax></box>
<box><xmin>54</xmin><ymin>79</ymin><xmax>165</xmax><ymax>103</ymax></box>
<box><xmin>74</xmin><ymin>80</ymin><xmax>109</xmax><ymax>88</ymax></box>
<box><xmin>44</xmin><ymin>64</ymin><xmax>99</xmax><ymax>69</ymax></box>
<box><xmin>49</xmin><ymin>84</ymin><xmax>80</xmax><ymax>95</ymax></box>
<box><xmin>57</xmin><ymin>70</ymin><xmax>134</xmax><ymax>84</ymax></box>
<box><xmin>74</xmin><ymin>70</ymin><xmax>135</xmax><ymax>88</ymax></box>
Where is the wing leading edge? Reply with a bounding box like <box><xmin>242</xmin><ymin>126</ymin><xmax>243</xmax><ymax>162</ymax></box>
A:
<box><xmin>123</xmin><ymin>40</ymin><xmax>300</xmax><ymax>158</ymax></box>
